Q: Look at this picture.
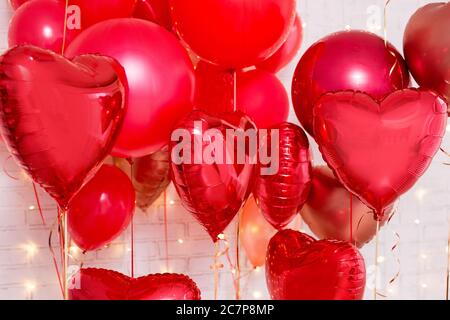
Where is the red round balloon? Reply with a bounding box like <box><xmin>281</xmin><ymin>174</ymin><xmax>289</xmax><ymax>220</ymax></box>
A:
<box><xmin>195</xmin><ymin>62</ymin><xmax>289</xmax><ymax>128</ymax></box>
<box><xmin>68</xmin><ymin>165</ymin><xmax>135</xmax><ymax>252</ymax></box>
<box><xmin>257</xmin><ymin>14</ymin><xmax>303</xmax><ymax>73</ymax></box>
<box><xmin>0</xmin><ymin>45</ymin><xmax>127</xmax><ymax>209</ymax></box>
<box><xmin>66</xmin><ymin>19</ymin><xmax>195</xmax><ymax>158</ymax></box>
<box><xmin>170</xmin><ymin>0</ymin><xmax>297</xmax><ymax>69</ymax></box>
<box><xmin>133</xmin><ymin>0</ymin><xmax>172</xmax><ymax>30</ymax></box>
<box><xmin>8</xmin><ymin>0</ymin><xmax>80</xmax><ymax>53</ymax></box>
<box><xmin>253</xmin><ymin>123</ymin><xmax>312</xmax><ymax>229</ymax></box>
<box><xmin>313</xmin><ymin>89</ymin><xmax>447</xmax><ymax>220</ymax></box>
<box><xmin>266</xmin><ymin>230</ymin><xmax>366</xmax><ymax>300</ymax></box>
<box><xmin>404</xmin><ymin>2</ymin><xmax>450</xmax><ymax>103</ymax></box>
<box><xmin>292</xmin><ymin>30</ymin><xmax>410</xmax><ymax>136</ymax></box>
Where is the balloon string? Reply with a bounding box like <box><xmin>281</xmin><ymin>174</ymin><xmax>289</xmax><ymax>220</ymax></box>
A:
<box><xmin>57</xmin><ymin>207</ymin><xmax>69</xmax><ymax>300</ymax></box>
<box><xmin>48</xmin><ymin>219</ymin><xmax>64</xmax><ymax>298</ymax></box>
<box><xmin>383</xmin><ymin>0</ymin><xmax>392</xmax><ymax>48</ymax></box>
<box><xmin>2</xmin><ymin>155</ymin><xmax>20</xmax><ymax>180</ymax></box>
<box><xmin>61</xmin><ymin>0</ymin><xmax>69</xmax><ymax>55</ymax></box>
<box><xmin>32</xmin><ymin>183</ymin><xmax>46</xmax><ymax>225</ymax></box>
<box><xmin>349</xmin><ymin>194</ymin><xmax>353</xmax><ymax>244</ymax></box>
<box><xmin>129</xmin><ymin>160</ymin><xmax>135</xmax><ymax>279</ymax></box>
<box><xmin>235</xmin><ymin>215</ymin><xmax>241</xmax><ymax>300</ymax></box>
<box><xmin>440</xmin><ymin>148</ymin><xmax>450</xmax><ymax>166</ymax></box>
<box><xmin>374</xmin><ymin>219</ymin><xmax>380</xmax><ymax>300</ymax></box>
<box><xmin>446</xmin><ymin>217</ymin><xmax>450</xmax><ymax>300</ymax></box>
<box><xmin>163</xmin><ymin>189</ymin><xmax>170</xmax><ymax>272</ymax></box>
<box><xmin>212</xmin><ymin>242</ymin><xmax>221</xmax><ymax>300</ymax></box>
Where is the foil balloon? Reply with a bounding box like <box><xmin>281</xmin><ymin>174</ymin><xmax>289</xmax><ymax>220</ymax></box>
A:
<box><xmin>254</xmin><ymin>123</ymin><xmax>312</xmax><ymax>229</ymax></box>
<box><xmin>170</xmin><ymin>0</ymin><xmax>297</xmax><ymax>69</ymax></box>
<box><xmin>404</xmin><ymin>2</ymin><xmax>450</xmax><ymax>103</ymax></box>
<box><xmin>170</xmin><ymin>111</ymin><xmax>255</xmax><ymax>242</ymax></box>
<box><xmin>266</xmin><ymin>229</ymin><xmax>366</xmax><ymax>300</ymax></box>
<box><xmin>313</xmin><ymin>89</ymin><xmax>447</xmax><ymax>220</ymax></box>
<box><xmin>66</xmin><ymin>18</ymin><xmax>195</xmax><ymax>158</ymax></box>
<box><xmin>68</xmin><ymin>165</ymin><xmax>135</xmax><ymax>252</ymax></box>
<box><xmin>292</xmin><ymin>30</ymin><xmax>410</xmax><ymax>136</ymax></box>
<box><xmin>0</xmin><ymin>45</ymin><xmax>126</xmax><ymax>209</ymax></box>
<box><xmin>195</xmin><ymin>62</ymin><xmax>290</xmax><ymax>128</ymax></box>
<box><xmin>240</xmin><ymin>196</ymin><xmax>277</xmax><ymax>268</ymax></box>
<box><xmin>69</xmin><ymin>268</ymin><xmax>201</xmax><ymax>300</ymax></box>
<box><xmin>256</xmin><ymin>14</ymin><xmax>303</xmax><ymax>73</ymax></box>
<box><xmin>301</xmin><ymin>166</ymin><xmax>390</xmax><ymax>248</ymax></box>
<box><xmin>133</xmin><ymin>0</ymin><xmax>173</xmax><ymax>31</ymax></box>
<box><xmin>8</xmin><ymin>0</ymin><xmax>80</xmax><ymax>53</ymax></box>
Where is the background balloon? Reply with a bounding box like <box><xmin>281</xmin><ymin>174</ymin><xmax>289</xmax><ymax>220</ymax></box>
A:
<box><xmin>170</xmin><ymin>0</ymin><xmax>297</xmax><ymax>69</ymax></box>
<box><xmin>8</xmin><ymin>0</ymin><xmax>80</xmax><ymax>53</ymax></box>
<box><xmin>195</xmin><ymin>62</ymin><xmax>290</xmax><ymax>128</ymax></box>
<box><xmin>0</xmin><ymin>45</ymin><xmax>126</xmax><ymax>209</ymax></box>
<box><xmin>69</xmin><ymin>269</ymin><xmax>201</xmax><ymax>300</ymax></box>
<box><xmin>313</xmin><ymin>89</ymin><xmax>447</xmax><ymax>220</ymax></box>
<box><xmin>133</xmin><ymin>0</ymin><xmax>173</xmax><ymax>31</ymax></box>
<box><xmin>68</xmin><ymin>165</ymin><xmax>135</xmax><ymax>252</ymax></box>
<box><xmin>170</xmin><ymin>111</ymin><xmax>255</xmax><ymax>242</ymax></box>
<box><xmin>404</xmin><ymin>2</ymin><xmax>450</xmax><ymax>104</ymax></box>
<box><xmin>292</xmin><ymin>30</ymin><xmax>410</xmax><ymax>136</ymax></box>
<box><xmin>254</xmin><ymin>123</ymin><xmax>312</xmax><ymax>229</ymax></box>
<box><xmin>240</xmin><ymin>196</ymin><xmax>277</xmax><ymax>268</ymax></box>
<box><xmin>256</xmin><ymin>14</ymin><xmax>303</xmax><ymax>73</ymax></box>
<box><xmin>266</xmin><ymin>229</ymin><xmax>366</xmax><ymax>300</ymax></box>
<box><xmin>66</xmin><ymin>18</ymin><xmax>195</xmax><ymax>158</ymax></box>
<box><xmin>9</xmin><ymin>0</ymin><xmax>28</xmax><ymax>10</ymax></box>
<box><xmin>301</xmin><ymin>166</ymin><xmax>389</xmax><ymax>248</ymax></box>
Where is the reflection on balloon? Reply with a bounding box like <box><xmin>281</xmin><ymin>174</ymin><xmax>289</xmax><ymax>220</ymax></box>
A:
<box><xmin>133</xmin><ymin>0</ymin><xmax>173</xmax><ymax>31</ymax></box>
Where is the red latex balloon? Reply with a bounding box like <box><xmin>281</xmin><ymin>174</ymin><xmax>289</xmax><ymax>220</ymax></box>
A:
<box><xmin>292</xmin><ymin>30</ymin><xmax>410</xmax><ymax>136</ymax></box>
<box><xmin>133</xmin><ymin>0</ymin><xmax>172</xmax><ymax>30</ymax></box>
<box><xmin>68</xmin><ymin>165</ymin><xmax>135</xmax><ymax>251</ymax></box>
<box><xmin>195</xmin><ymin>62</ymin><xmax>289</xmax><ymax>128</ymax></box>
<box><xmin>8</xmin><ymin>0</ymin><xmax>80</xmax><ymax>53</ymax></box>
<box><xmin>0</xmin><ymin>45</ymin><xmax>126</xmax><ymax>209</ymax></box>
<box><xmin>254</xmin><ymin>123</ymin><xmax>312</xmax><ymax>229</ymax></box>
<box><xmin>301</xmin><ymin>166</ymin><xmax>390</xmax><ymax>248</ymax></box>
<box><xmin>170</xmin><ymin>0</ymin><xmax>296</xmax><ymax>69</ymax></box>
<box><xmin>66</xmin><ymin>19</ymin><xmax>195</xmax><ymax>158</ymax></box>
<box><xmin>170</xmin><ymin>111</ymin><xmax>255</xmax><ymax>241</ymax></box>
<box><xmin>313</xmin><ymin>89</ymin><xmax>447</xmax><ymax>220</ymax></box>
<box><xmin>266</xmin><ymin>229</ymin><xmax>366</xmax><ymax>300</ymax></box>
<box><xmin>69</xmin><ymin>268</ymin><xmax>201</xmax><ymax>300</ymax></box>
<box><xmin>257</xmin><ymin>14</ymin><xmax>303</xmax><ymax>73</ymax></box>
<box><xmin>404</xmin><ymin>2</ymin><xmax>450</xmax><ymax>103</ymax></box>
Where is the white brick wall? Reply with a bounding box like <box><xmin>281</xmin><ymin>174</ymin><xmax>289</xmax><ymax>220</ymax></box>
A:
<box><xmin>0</xmin><ymin>0</ymin><xmax>449</xmax><ymax>300</ymax></box>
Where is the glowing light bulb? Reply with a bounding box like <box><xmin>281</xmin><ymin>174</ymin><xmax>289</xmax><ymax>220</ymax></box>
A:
<box><xmin>420</xmin><ymin>254</ymin><xmax>428</xmax><ymax>259</ymax></box>
<box><xmin>25</xmin><ymin>281</ymin><xmax>36</xmax><ymax>292</ymax></box>
<box><xmin>345</xmin><ymin>25</ymin><xmax>352</xmax><ymax>31</ymax></box>
<box><xmin>421</xmin><ymin>283</ymin><xmax>427</xmax><ymax>288</ymax></box>
<box><xmin>217</xmin><ymin>234</ymin><xmax>225</xmax><ymax>240</ymax></box>
<box><xmin>414</xmin><ymin>219</ymin><xmax>421</xmax><ymax>225</ymax></box>
<box><xmin>253</xmin><ymin>291</ymin><xmax>262</xmax><ymax>299</ymax></box>
<box><xmin>28</xmin><ymin>205</ymin><xmax>35</xmax><ymax>211</ymax></box>
<box><xmin>377</xmin><ymin>256</ymin><xmax>385</xmax><ymax>263</ymax></box>
<box><xmin>23</xmin><ymin>242</ymin><xmax>38</xmax><ymax>257</ymax></box>
<box><xmin>177</xmin><ymin>239</ymin><xmax>184</xmax><ymax>244</ymax></box>
<box><xmin>415</xmin><ymin>188</ymin><xmax>427</xmax><ymax>202</ymax></box>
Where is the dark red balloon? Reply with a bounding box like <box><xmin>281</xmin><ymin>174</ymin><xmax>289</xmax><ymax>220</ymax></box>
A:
<box><xmin>68</xmin><ymin>165</ymin><xmax>135</xmax><ymax>251</ymax></box>
<box><xmin>257</xmin><ymin>14</ymin><xmax>303</xmax><ymax>73</ymax></box>
<box><xmin>170</xmin><ymin>0</ymin><xmax>297</xmax><ymax>69</ymax></box>
<box><xmin>69</xmin><ymin>268</ymin><xmax>201</xmax><ymax>300</ymax></box>
<box><xmin>66</xmin><ymin>19</ymin><xmax>195</xmax><ymax>158</ymax></box>
<box><xmin>404</xmin><ymin>2</ymin><xmax>450</xmax><ymax>104</ymax></box>
<box><xmin>8</xmin><ymin>0</ymin><xmax>80</xmax><ymax>53</ymax></box>
<box><xmin>0</xmin><ymin>45</ymin><xmax>126</xmax><ymax>209</ymax></box>
<box><xmin>253</xmin><ymin>123</ymin><xmax>312</xmax><ymax>229</ymax></box>
<box><xmin>313</xmin><ymin>89</ymin><xmax>447</xmax><ymax>220</ymax></box>
<box><xmin>292</xmin><ymin>30</ymin><xmax>410</xmax><ymax>136</ymax></box>
<box><xmin>266</xmin><ymin>229</ymin><xmax>366</xmax><ymax>300</ymax></box>
<box><xmin>170</xmin><ymin>111</ymin><xmax>255</xmax><ymax>241</ymax></box>
<box><xmin>195</xmin><ymin>62</ymin><xmax>290</xmax><ymax>128</ymax></box>
<box><xmin>133</xmin><ymin>0</ymin><xmax>173</xmax><ymax>30</ymax></box>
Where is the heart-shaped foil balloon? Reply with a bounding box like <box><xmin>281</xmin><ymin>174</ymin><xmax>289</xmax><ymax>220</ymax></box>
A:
<box><xmin>69</xmin><ymin>268</ymin><xmax>201</xmax><ymax>300</ymax></box>
<box><xmin>313</xmin><ymin>89</ymin><xmax>447</xmax><ymax>220</ymax></box>
<box><xmin>0</xmin><ymin>45</ymin><xmax>127</xmax><ymax>209</ymax></box>
<box><xmin>253</xmin><ymin>122</ymin><xmax>312</xmax><ymax>229</ymax></box>
<box><xmin>266</xmin><ymin>229</ymin><xmax>366</xmax><ymax>300</ymax></box>
<box><xmin>170</xmin><ymin>111</ymin><xmax>255</xmax><ymax>241</ymax></box>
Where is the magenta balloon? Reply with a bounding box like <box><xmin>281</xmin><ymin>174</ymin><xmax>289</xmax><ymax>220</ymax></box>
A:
<box><xmin>66</xmin><ymin>18</ymin><xmax>195</xmax><ymax>158</ymax></box>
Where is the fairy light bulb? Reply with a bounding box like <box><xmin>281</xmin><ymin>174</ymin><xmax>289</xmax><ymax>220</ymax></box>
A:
<box><xmin>28</xmin><ymin>205</ymin><xmax>35</xmax><ymax>211</ymax></box>
<box><xmin>177</xmin><ymin>239</ymin><xmax>184</xmax><ymax>244</ymax></box>
<box><xmin>345</xmin><ymin>25</ymin><xmax>352</xmax><ymax>31</ymax></box>
<box><xmin>377</xmin><ymin>256</ymin><xmax>385</xmax><ymax>263</ymax></box>
<box><xmin>253</xmin><ymin>291</ymin><xmax>262</xmax><ymax>299</ymax></box>
<box><xmin>23</xmin><ymin>242</ymin><xmax>38</xmax><ymax>257</ymax></box>
<box><xmin>169</xmin><ymin>200</ymin><xmax>175</xmax><ymax>205</ymax></box>
<box><xmin>217</xmin><ymin>233</ymin><xmax>225</xmax><ymax>240</ymax></box>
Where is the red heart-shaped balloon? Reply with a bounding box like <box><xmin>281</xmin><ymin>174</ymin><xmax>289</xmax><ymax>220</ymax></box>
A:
<box><xmin>266</xmin><ymin>229</ymin><xmax>366</xmax><ymax>300</ymax></box>
<box><xmin>0</xmin><ymin>45</ymin><xmax>126</xmax><ymax>208</ymax></box>
<box><xmin>313</xmin><ymin>89</ymin><xmax>447</xmax><ymax>220</ymax></box>
<box><xmin>170</xmin><ymin>111</ymin><xmax>255</xmax><ymax>241</ymax></box>
<box><xmin>253</xmin><ymin>122</ymin><xmax>312</xmax><ymax>229</ymax></box>
<box><xmin>69</xmin><ymin>268</ymin><xmax>201</xmax><ymax>300</ymax></box>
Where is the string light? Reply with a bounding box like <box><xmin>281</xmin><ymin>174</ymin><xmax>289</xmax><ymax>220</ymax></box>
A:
<box><xmin>169</xmin><ymin>200</ymin><xmax>175</xmax><ymax>205</ymax></box>
<box><xmin>421</xmin><ymin>283</ymin><xmax>428</xmax><ymax>289</ymax></box>
<box><xmin>414</xmin><ymin>219</ymin><xmax>421</xmax><ymax>225</ymax></box>
<box><xmin>217</xmin><ymin>233</ymin><xmax>225</xmax><ymax>240</ymax></box>
<box><xmin>177</xmin><ymin>239</ymin><xmax>184</xmax><ymax>244</ymax></box>
<box><xmin>302</xmin><ymin>22</ymin><xmax>307</xmax><ymax>29</ymax></box>
<box><xmin>345</xmin><ymin>25</ymin><xmax>352</xmax><ymax>31</ymax></box>
<box><xmin>415</xmin><ymin>188</ymin><xmax>428</xmax><ymax>202</ymax></box>
<box><xmin>253</xmin><ymin>291</ymin><xmax>262</xmax><ymax>299</ymax></box>
<box><xmin>22</xmin><ymin>242</ymin><xmax>38</xmax><ymax>257</ymax></box>
<box><xmin>25</xmin><ymin>281</ymin><xmax>36</xmax><ymax>293</ymax></box>
<box><xmin>28</xmin><ymin>205</ymin><xmax>35</xmax><ymax>211</ymax></box>
<box><xmin>69</xmin><ymin>245</ymin><xmax>80</xmax><ymax>255</ymax></box>
<box><xmin>377</xmin><ymin>256</ymin><xmax>385</xmax><ymax>263</ymax></box>
<box><xmin>420</xmin><ymin>253</ymin><xmax>428</xmax><ymax>260</ymax></box>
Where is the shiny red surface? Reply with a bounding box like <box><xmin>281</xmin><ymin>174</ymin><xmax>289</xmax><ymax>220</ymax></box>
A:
<box><xmin>133</xmin><ymin>0</ymin><xmax>173</xmax><ymax>30</ymax></box>
<box><xmin>0</xmin><ymin>46</ymin><xmax>126</xmax><ymax>209</ymax></box>
<box><xmin>266</xmin><ymin>230</ymin><xmax>366</xmax><ymax>300</ymax></box>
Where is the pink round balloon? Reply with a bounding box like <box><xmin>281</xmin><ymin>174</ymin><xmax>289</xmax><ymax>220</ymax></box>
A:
<box><xmin>66</xmin><ymin>19</ymin><xmax>195</xmax><ymax>158</ymax></box>
<box><xmin>292</xmin><ymin>30</ymin><xmax>410</xmax><ymax>136</ymax></box>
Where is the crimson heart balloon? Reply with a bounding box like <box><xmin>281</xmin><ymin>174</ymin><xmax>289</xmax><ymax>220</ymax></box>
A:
<box><xmin>404</xmin><ymin>3</ymin><xmax>450</xmax><ymax>104</ymax></box>
<box><xmin>266</xmin><ymin>229</ymin><xmax>366</xmax><ymax>300</ymax></box>
<box><xmin>170</xmin><ymin>111</ymin><xmax>255</xmax><ymax>241</ymax></box>
<box><xmin>0</xmin><ymin>45</ymin><xmax>127</xmax><ymax>209</ymax></box>
<box><xmin>313</xmin><ymin>89</ymin><xmax>447</xmax><ymax>220</ymax></box>
<box><xmin>253</xmin><ymin>122</ymin><xmax>312</xmax><ymax>229</ymax></box>
<box><xmin>69</xmin><ymin>268</ymin><xmax>201</xmax><ymax>300</ymax></box>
